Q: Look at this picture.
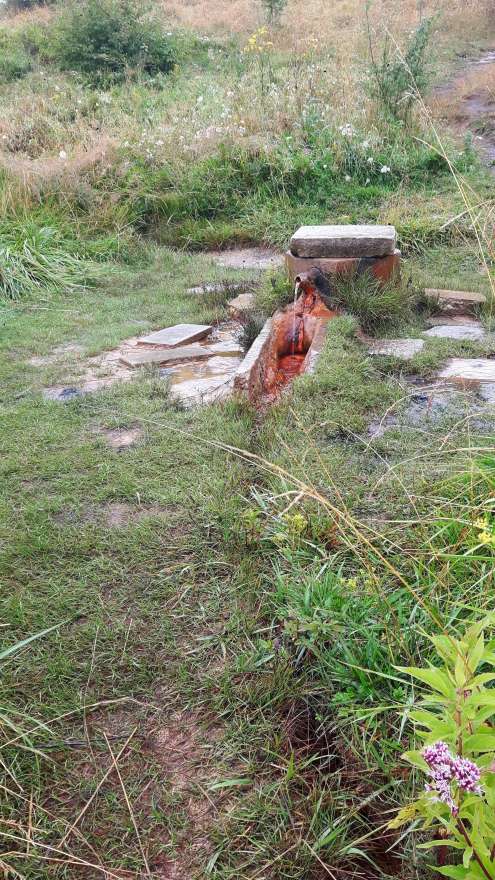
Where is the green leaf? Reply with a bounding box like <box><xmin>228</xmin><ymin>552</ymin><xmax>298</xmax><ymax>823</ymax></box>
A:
<box><xmin>0</xmin><ymin>620</ymin><xmax>70</xmax><ymax>661</ymax></box>
<box><xmin>464</xmin><ymin>732</ymin><xmax>495</xmax><ymax>752</ymax></box>
<box><xmin>208</xmin><ymin>778</ymin><xmax>252</xmax><ymax>791</ymax></box>
<box><xmin>396</xmin><ymin>666</ymin><xmax>454</xmax><ymax>698</ymax></box>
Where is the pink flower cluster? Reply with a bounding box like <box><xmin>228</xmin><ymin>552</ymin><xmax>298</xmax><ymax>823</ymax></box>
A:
<box><xmin>423</xmin><ymin>741</ymin><xmax>483</xmax><ymax>816</ymax></box>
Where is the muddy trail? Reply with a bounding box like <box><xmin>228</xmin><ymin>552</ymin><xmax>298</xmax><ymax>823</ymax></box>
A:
<box><xmin>436</xmin><ymin>49</ymin><xmax>495</xmax><ymax>169</ymax></box>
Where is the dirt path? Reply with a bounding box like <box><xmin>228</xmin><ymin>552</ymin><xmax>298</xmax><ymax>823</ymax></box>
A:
<box><xmin>435</xmin><ymin>50</ymin><xmax>495</xmax><ymax>169</ymax></box>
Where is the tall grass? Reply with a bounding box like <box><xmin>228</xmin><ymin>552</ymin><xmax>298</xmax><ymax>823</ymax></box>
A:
<box><xmin>0</xmin><ymin>219</ymin><xmax>103</xmax><ymax>299</ymax></box>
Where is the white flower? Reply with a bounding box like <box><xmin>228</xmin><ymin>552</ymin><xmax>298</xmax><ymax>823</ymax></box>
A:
<box><xmin>155</xmin><ymin>139</ymin><xmax>164</xmax><ymax>146</ymax></box>
<box><xmin>367</xmin><ymin>156</ymin><xmax>374</xmax><ymax>164</ymax></box>
<box><xmin>339</xmin><ymin>123</ymin><xmax>356</xmax><ymax>138</ymax></box>
<box><xmin>323</xmin><ymin>164</ymin><xmax>327</xmax><ymax>169</ymax></box>
<box><xmin>380</xmin><ymin>165</ymin><xmax>391</xmax><ymax>174</ymax></box>
<box><xmin>345</xmin><ymin>174</ymin><xmax>351</xmax><ymax>182</ymax></box>
<box><xmin>59</xmin><ymin>150</ymin><xmax>67</xmax><ymax>160</ymax></box>
<box><xmin>365</xmin><ymin>177</ymin><xmax>371</xmax><ymax>185</ymax></box>
<box><xmin>197</xmin><ymin>95</ymin><xmax>204</xmax><ymax>103</ymax></box>
<box><xmin>361</xmin><ymin>140</ymin><xmax>370</xmax><ymax>149</ymax></box>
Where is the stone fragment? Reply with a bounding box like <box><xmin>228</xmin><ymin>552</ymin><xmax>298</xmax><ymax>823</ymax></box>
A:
<box><xmin>424</xmin><ymin>323</ymin><xmax>486</xmax><ymax>340</ymax></box>
<box><xmin>187</xmin><ymin>282</ymin><xmax>249</xmax><ymax>295</ymax></box>
<box><xmin>368</xmin><ymin>338</ymin><xmax>424</xmax><ymax>360</ymax></box>
<box><xmin>228</xmin><ymin>292</ymin><xmax>255</xmax><ymax>318</ymax></box>
<box><xmin>137</xmin><ymin>324</ymin><xmax>212</xmax><ymax>348</ymax></box>
<box><xmin>286</xmin><ymin>250</ymin><xmax>401</xmax><ymax>286</ymax></box>
<box><xmin>438</xmin><ymin>358</ymin><xmax>495</xmax><ymax>383</ymax></box>
<box><xmin>120</xmin><ymin>345</ymin><xmax>214</xmax><ymax>368</ymax></box>
<box><xmin>43</xmin><ymin>386</ymin><xmax>83</xmax><ymax>402</ymax></box>
<box><xmin>290</xmin><ymin>225</ymin><xmax>396</xmax><ymax>259</ymax></box>
<box><xmin>425</xmin><ymin>289</ymin><xmax>486</xmax><ymax>316</ymax></box>
<box><xmin>209</xmin><ymin>248</ymin><xmax>284</xmax><ymax>271</ymax></box>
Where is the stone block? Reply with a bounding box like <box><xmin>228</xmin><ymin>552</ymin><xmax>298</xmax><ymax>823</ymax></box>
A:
<box><xmin>228</xmin><ymin>292</ymin><xmax>255</xmax><ymax>318</ymax></box>
<box><xmin>437</xmin><ymin>358</ymin><xmax>495</xmax><ymax>383</ymax></box>
<box><xmin>425</xmin><ymin>289</ymin><xmax>486</xmax><ymax>316</ymax></box>
<box><xmin>137</xmin><ymin>324</ymin><xmax>212</xmax><ymax>348</ymax></box>
<box><xmin>424</xmin><ymin>323</ymin><xmax>485</xmax><ymax>340</ymax></box>
<box><xmin>286</xmin><ymin>250</ymin><xmax>401</xmax><ymax>285</ymax></box>
<box><xmin>290</xmin><ymin>225</ymin><xmax>396</xmax><ymax>259</ymax></box>
<box><xmin>368</xmin><ymin>338</ymin><xmax>424</xmax><ymax>360</ymax></box>
<box><xmin>121</xmin><ymin>345</ymin><xmax>214</xmax><ymax>368</ymax></box>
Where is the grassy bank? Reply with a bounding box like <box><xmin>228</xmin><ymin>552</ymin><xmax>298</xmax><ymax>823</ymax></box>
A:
<box><xmin>2</xmin><ymin>0</ymin><xmax>495</xmax><ymax>877</ymax></box>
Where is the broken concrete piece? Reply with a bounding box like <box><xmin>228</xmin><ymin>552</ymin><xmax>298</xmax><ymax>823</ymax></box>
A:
<box><xmin>368</xmin><ymin>338</ymin><xmax>424</xmax><ymax>360</ymax></box>
<box><xmin>209</xmin><ymin>248</ymin><xmax>284</xmax><ymax>271</ymax></box>
<box><xmin>121</xmin><ymin>345</ymin><xmax>214</xmax><ymax>368</ymax></box>
<box><xmin>286</xmin><ymin>250</ymin><xmax>401</xmax><ymax>285</ymax></box>
<box><xmin>228</xmin><ymin>292</ymin><xmax>255</xmax><ymax>318</ymax></box>
<box><xmin>137</xmin><ymin>324</ymin><xmax>212</xmax><ymax>348</ymax></box>
<box><xmin>187</xmin><ymin>282</ymin><xmax>249</xmax><ymax>295</ymax></box>
<box><xmin>438</xmin><ymin>358</ymin><xmax>495</xmax><ymax>383</ymax></box>
<box><xmin>424</xmin><ymin>323</ymin><xmax>486</xmax><ymax>340</ymax></box>
<box><xmin>290</xmin><ymin>225</ymin><xmax>396</xmax><ymax>259</ymax></box>
<box><xmin>425</xmin><ymin>289</ymin><xmax>486</xmax><ymax>316</ymax></box>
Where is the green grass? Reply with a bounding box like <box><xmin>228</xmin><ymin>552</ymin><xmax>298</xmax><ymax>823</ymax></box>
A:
<box><xmin>3</xmin><ymin>247</ymin><xmax>495</xmax><ymax>876</ymax></box>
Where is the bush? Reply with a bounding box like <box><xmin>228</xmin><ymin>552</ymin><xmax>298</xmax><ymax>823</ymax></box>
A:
<box><xmin>52</xmin><ymin>0</ymin><xmax>176</xmax><ymax>83</ymax></box>
<box><xmin>0</xmin><ymin>31</ymin><xmax>32</xmax><ymax>82</ymax></box>
<box><xmin>366</xmin><ymin>17</ymin><xmax>434</xmax><ymax>122</ymax></box>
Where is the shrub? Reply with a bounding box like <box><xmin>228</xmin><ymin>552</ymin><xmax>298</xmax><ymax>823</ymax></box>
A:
<box><xmin>260</xmin><ymin>0</ymin><xmax>287</xmax><ymax>24</ymax></box>
<box><xmin>0</xmin><ymin>31</ymin><xmax>32</xmax><ymax>82</ymax></box>
<box><xmin>366</xmin><ymin>16</ymin><xmax>435</xmax><ymax>122</ymax></box>
<box><xmin>52</xmin><ymin>0</ymin><xmax>176</xmax><ymax>84</ymax></box>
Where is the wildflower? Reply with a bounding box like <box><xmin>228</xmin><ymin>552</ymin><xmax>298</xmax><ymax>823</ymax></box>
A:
<box><xmin>422</xmin><ymin>741</ymin><xmax>483</xmax><ymax>817</ymax></box>
<box><xmin>367</xmin><ymin>156</ymin><xmax>374</xmax><ymax>164</ymax></box>
<box><xmin>59</xmin><ymin>150</ymin><xmax>67</xmax><ymax>160</ymax></box>
<box><xmin>365</xmin><ymin>177</ymin><xmax>371</xmax><ymax>185</ymax></box>
<box><xmin>345</xmin><ymin>174</ymin><xmax>351</xmax><ymax>182</ymax></box>
<box><xmin>197</xmin><ymin>96</ymin><xmax>204</xmax><ymax>104</ymax></box>
<box><xmin>155</xmin><ymin>140</ymin><xmax>164</xmax><ymax>146</ymax></box>
<box><xmin>361</xmin><ymin>139</ymin><xmax>370</xmax><ymax>149</ymax></box>
<box><xmin>380</xmin><ymin>165</ymin><xmax>391</xmax><ymax>174</ymax></box>
<box><xmin>339</xmin><ymin>123</ymin><xmax>355</xmax><ymax>137</ymax></box>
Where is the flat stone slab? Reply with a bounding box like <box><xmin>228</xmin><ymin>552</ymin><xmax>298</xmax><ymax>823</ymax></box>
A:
<box><xmin>187</xmin><ymin>282</ymin><xmax>249</xmax><ymax>295</ymax></box>
<box><xmin>290</xmin><ymin>225</ymin><xmax>396</xmax><ymax>259</ymax></box>
<box><xmin>137</xmin><ymin>324</ymin><xmax>212</xmax><ymax>348</ymax></box>
<box><xmin>424</xmin><ymin>322</ymin><xmax>486</xmax><ymax>340</ymax></box>
<box><xmin>425</xmin><ymin>289</ymin><xmax>486</xmax><ymax>316</ymax></box>
<box><xmin>121</xmin><ymin>344</ymin><xmax>214</xmax><ymax>368</ymax></box>
<box><xmin>209</xmin><ymin>248</ymin><xmax>284</xmax><ymax>271</ymax></box>
<box><xmin>368</xmin><ymin>338</ymin><xmax>424</xmax><ymax>360</ymax></box>
<box><xmin>228</xmin><ymin>292</ymin><xmax>255</xmax><ymax>317</ymax></box>
<box><xmin>438</xmin><ymin>358</ymin><xmax>495</xmax><ymax>383</ymax></box>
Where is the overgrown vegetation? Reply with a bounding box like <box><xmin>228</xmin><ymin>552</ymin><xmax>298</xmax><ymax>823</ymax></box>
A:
<box><xmin>1</xmin><ymin>0</ymin><xmax>495</xmax><ymax>877</ymax></box>
<box><xmin>53</xmin><ymin>0</ymin><xmax>176</xmax><ymax>83</ymax></box>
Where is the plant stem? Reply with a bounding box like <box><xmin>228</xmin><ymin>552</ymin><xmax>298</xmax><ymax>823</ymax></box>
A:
<box><xmin>457</xmin><ymin>820</ymin><xmax>494</xmax><ymax>880</ymax></box>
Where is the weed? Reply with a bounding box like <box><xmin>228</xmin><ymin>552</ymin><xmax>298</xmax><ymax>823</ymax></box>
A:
<box><xmin>52</xmin><ymin>0</ymin><xmax>176</xmax><ymax>84</ymax></box>
<box><xmin>330</xmin><ymin>271</ymin><xmax>417</xmax><ymax>333</ymax></box>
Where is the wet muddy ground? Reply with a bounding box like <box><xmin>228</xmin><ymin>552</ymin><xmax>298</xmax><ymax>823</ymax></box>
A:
<box><xmin>435</xmin><ymin>49</ymin><xmax>495</xmax><ymax>168</ymax></box>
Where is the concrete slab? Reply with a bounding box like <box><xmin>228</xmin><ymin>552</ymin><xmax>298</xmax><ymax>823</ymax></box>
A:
<box><xmin>368</xmin><ymin>338</ymin><xmax>424</xmax><ymax>360</ymax></box>
<box><xmin>137</xmin><ymin>324</ymin><xmax>212</xmax><ymax>348</ymax></box>
<box><xmin>424</xmin><ymin>323</ymin><xmax>486</xmax><ymax>340</ymax></box>
<box><xmin>120</xmin><ymin>345</ymin><xmax>214</xmax><ymax>368</ymax></box>
<box><xmin>438</xmin><ymin>358</ymin><xmax>495</xmax><ymax>383</ymax></box>
<box><xmin>209</xmin><ymin>248</ymin><xmax>284</xmax><ymax>271</ymax></box>
<box><xmin>187</xmin><ymin>282</ymin><xmax>249</xmax><ymax>295</ymax></box>
<box><xmin>290</xmin><ymin>225</ymin><xmax>396</xmax><ymax>259</ymax></box>
<box><xmin>228</xmin><ymin>292</ymin><xmax>255</xmax><ymax>317</ymax></box>
<box><xmin>425</xmin><ymin>289</ymin><xmax>486</xmax><ymax>316</ymax></box>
